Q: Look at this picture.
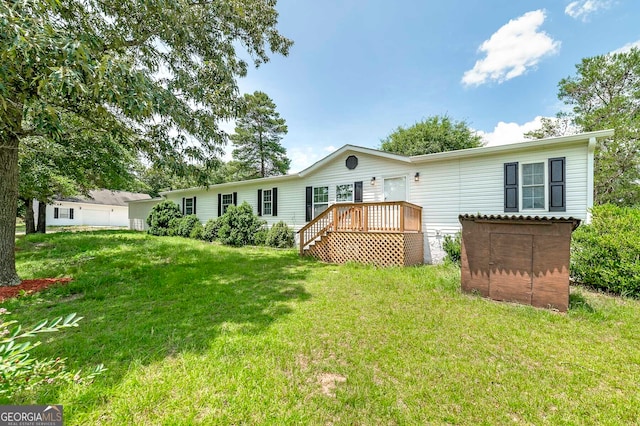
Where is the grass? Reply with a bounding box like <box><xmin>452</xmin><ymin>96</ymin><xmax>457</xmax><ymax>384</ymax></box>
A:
<box><xmin>7</xmin><ymin>231</ymin><xmax>640</xmax><ymax>424</ymax></box>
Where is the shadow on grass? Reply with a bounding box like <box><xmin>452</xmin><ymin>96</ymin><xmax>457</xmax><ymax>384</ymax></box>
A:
<box><xmin>569</xmin><ymin>291</ymin><xmax>595</xmax><ymax>313</ymax></box>
<box><xmin>9</xmin><ymin>230</ymin><xmax>318</xmax><ymax>404</ymax></box>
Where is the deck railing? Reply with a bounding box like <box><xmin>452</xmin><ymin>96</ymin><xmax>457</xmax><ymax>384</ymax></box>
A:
<box><xmin>298</xmin><ymin>201</ymin><xmax>422</xmax><ymax>254</ymax></box>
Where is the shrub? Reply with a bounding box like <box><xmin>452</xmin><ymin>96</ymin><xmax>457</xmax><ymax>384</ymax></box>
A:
<box><xmin>167</xmin><ymin>217</ymin><xmax>182</xmax><ymax>236</ymax></box>
<box><xmin>0</xmin><ymin>309</ymin><xmax>105</xmax><ymax>398</ymax></box>
<box><xmin>147</xmin><ymin>200</ymin><xmax>182</xmax><ymax>236</ymax></box>
<box><xmin>253</xmin><ymin>227</ymin><xmax>269</xmax><ymax>246</ymax></box>
<box><xmin>189</xmin><ymin>221</ymin><xmax>205</xmax><ymax>240</ymax></box>
<box><xmin>266</xmin><ymin>221</ymin><xmax>295</xmax><ymax>248</ymax></box>
<box><xmin>442</xmin><ymin>232</ymin><xmax>461</xmax><ymax>265</ymax></box>
<box><xmin>217</xmin><ymin>202</ymin><xmax>266</xmax><ymax>246</ymax></box>
<box><xmin>571</xmin><ymin>204</ymin><xmax>640</xmax><ymax>297</ymax></box>
<box><xmin>172</xmin><ymin>215</ymin><xmax>202</xmax><ymax>238</ymax></box>
<box><xmin>202</xmin><ymin>218</ymin><xmax>221</xmax><ymax>242</ymax></box>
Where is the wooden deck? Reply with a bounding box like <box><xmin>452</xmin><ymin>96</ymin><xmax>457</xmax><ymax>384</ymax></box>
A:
<box><xmin>298</xmin><ymin>202</ymin><xmax>424</xmax><ymax>267</ymax></box>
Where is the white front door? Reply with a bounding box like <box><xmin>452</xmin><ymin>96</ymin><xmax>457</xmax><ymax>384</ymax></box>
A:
<box><xmin>384</xmin><ymin>176</ymin><xmax>407</xmax><ymax>201</ymax></box>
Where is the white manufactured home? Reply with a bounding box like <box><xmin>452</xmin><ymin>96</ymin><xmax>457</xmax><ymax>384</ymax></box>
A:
<box><xmin>128</xmin><ymin>130</ymin><xmax>613</xmax><ymax>264</ymax></box>
<box><xmin>40</xmin><ymin>189</ymin><xmax>151</xmax><ymax>227</ymax></box>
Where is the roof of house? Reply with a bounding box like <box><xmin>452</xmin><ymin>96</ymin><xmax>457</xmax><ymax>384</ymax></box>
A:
<box><xmin>57</xmin><ymin>190</ymin><xmax>151</xmax><ymax>206</ymax></box>
<box><xmin>160</xmin><ymin>129</ymin><xmax>615</xmax><ymax>196</ymax></box>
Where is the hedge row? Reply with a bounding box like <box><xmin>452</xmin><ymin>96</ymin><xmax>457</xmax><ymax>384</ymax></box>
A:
<box><xmin>571</xmin><ymin>204</ymin><xmax>640</xmax><ymax>297</ymax></box>
<box><xmin>146</xmin><ymin>200</ymin><xmax>295</xmax><ymax>248</ymax></box>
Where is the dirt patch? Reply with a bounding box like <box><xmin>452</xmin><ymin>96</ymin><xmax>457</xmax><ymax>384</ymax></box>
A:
<box><xmin>318</xmin><ymin>373</ymin><xmax>347</xmax><ymax>397</ymax></box>
<box><xmin>0</xmin><ymin>278</ymin><xmax>72</xmax><ymax>302</ymax></box>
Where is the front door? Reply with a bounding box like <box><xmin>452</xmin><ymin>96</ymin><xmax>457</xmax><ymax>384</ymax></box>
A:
<box><xmin>384</xmin><ymin>176</ymin><xmax>407</xmax><ymax>201</ymax></box>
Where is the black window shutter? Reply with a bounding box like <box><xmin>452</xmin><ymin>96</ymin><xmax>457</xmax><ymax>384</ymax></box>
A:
<box><xmin>193</xmin><ymin>197</ymin><xmax>197</xmax><ymax>215</ymax></box>
<box><xmin>54</xmin><ymin>207</ymin><xmax>59</xmax><ymax>219</ymax></box>
<box><xmin>504</xmin><ymin>162</ymin><xmax>519</xmax><ymax>212</ymax></box>
<box><xmin>354</xmin><ymin>181</ymin><xmax>363</xmax><ymax>203</ymax></box>
<box><xmin>182</xmin><ymin>197</ymin><xmax>185</xmax><ymax>215</ymax></box>
<box><xmin>549</xmin><ymin>157</ymin><xmax>566</xmax><ymax>211</ymax></box>
<box><xmin>70</xmin><ymin>208</ymin><xmax>74</xmax><ymax>219</ymax></box>
<box><xmin>233</xmin><ymin>192</ymin><xmax>238</xmax><ymax>206</ymax></box>
<box><xmin>217</xmin><ymin>194</ymin><xmax>222</xmax><ymax>217</ymax></box>
<box><xmin>272</xmin><ymin>187</ymin><xmax>278</xmax><ymax>216</ymax></box>
<box><xmin>305</xmin><ymin>186</ymin><xmax>312</xmax><ymax>222</ymax></box>
<box><xmin>257</xmin><ymin>189</ymin><xmax>262</xmax><ymax>216</ymax></box>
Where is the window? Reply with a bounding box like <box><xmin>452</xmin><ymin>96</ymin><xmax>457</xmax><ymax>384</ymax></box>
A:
<box><xmin>263</xmin><ymin>189</ymin><xmax>272</xmax><ymax>215</ymax></box>
<box><xmin>222</xmin><ymin>194</ymin><xmax>233</xmax><ymax>213</ymax></box>
<box><xmin>522</xmin><ymin>162</ymin><xmax>545</xmax><ymax>209</ymax></box>
<box><xmin>504</xmin><ymin>158</ymin><xmax>566</xmax><ymax>213</ymax></box>
<box><xmin>313</xmin><ymin>186</ymin><xmax>328</xmax><ymax>217</ymax></box>
<box><xmin>54</xmin><ymin>207</ymin><xmax>74</xmax><ymax>219</ymax></box>
<box><xmin>336</xmin><ymin>184</ymin><xmax>354</xmax><ymax>202</ymax></box>
<box><xmin>185</xmin><ymin>198</ymin><xmax>194</xmax><ymax>215</ymax></box>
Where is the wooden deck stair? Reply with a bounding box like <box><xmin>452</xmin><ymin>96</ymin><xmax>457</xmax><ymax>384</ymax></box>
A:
<box><xmin>298</xmin><ymin>202</ymin><xmax>424</xmax><ymax>267</ymax></box>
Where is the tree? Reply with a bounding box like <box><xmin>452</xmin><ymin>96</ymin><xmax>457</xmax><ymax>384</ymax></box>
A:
<box><xmin>380</xmin><ymin>115</ymin><xmax>484</xmax><ymax>156</ymax></box>
<box><xmin>230</xmin><ymin>91</ymin><xmax>290</xmax><ymax>178</ymax></box>
<box><xmin>0</xmin><ymin>0</ymin><xmax>292</xmax><ymax>286</ymax></box>
<box><xmin>18</xmin><ymin>120</ymin><xmax>142</xmax><ymax>234</ymax></box>
<box><xmin>527</xmin><ymin>49</ymin><xmax>640</xmax><ymax>205</ymax></box>
<box><xmin>523</xmin><ymin>113</ymin><xmax>575</xmax><ymax>140</ymax></box>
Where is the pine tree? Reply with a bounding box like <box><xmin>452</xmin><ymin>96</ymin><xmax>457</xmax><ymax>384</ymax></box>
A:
<box><xmin>231</xmin><ymin>91</ymin><xmax>290</xmax><ymax>178</ymax></box>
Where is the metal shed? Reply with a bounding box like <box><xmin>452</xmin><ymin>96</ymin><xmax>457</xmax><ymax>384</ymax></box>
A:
<box><xmin>459</xmin><ymin>214</ymin><xmax>580</xmax><ymax>312</ymax></box>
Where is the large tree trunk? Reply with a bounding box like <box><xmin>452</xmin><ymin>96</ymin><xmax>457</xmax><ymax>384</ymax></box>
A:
<box><xmin>36</xmin><ymin>201</ymin><xmax>47</xmax><ymax>233</ymax></box>
<box><xmin>22</xmin><ymin>197</ymin><xmax>36</xmax><ymax>234</ymax></box>
<box><xmin>0</xmin><ymin>134</ymin><xmax>21</xmax><ymax>286</ymax></box>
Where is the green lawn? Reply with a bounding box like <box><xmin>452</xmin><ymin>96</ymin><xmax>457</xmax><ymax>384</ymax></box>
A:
<box><xmin>7</xmin><ymin>231</ymin><xmax>640</xmax><ymax>424</ymax></box>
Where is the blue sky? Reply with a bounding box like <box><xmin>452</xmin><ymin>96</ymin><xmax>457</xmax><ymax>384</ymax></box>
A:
<box><xmin>223</xmin><ymin>0</ymin><xmax>640</xmax><ymax>172</ymax></box>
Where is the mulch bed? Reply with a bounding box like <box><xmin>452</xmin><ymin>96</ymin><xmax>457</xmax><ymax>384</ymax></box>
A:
<box><xmin>0</xmin><ymin>278</ymin><xmax>72</xmax><ymax>302</ymax></box>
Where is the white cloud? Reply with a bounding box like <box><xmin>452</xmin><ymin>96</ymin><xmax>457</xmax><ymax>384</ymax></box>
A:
<box><xmin>462</xmin><ymin>10</ymin><xmax>560</xmax><ymax>86</ymax></box>
<box><xmin>288</xmin><ymin>145</ymin><xmax>338</xmax><ymax>173</ymax></box>
<box><xmin>565</xmin><ymin>0</ymin><xmax>611</xmax><ymax>22</ymax></box>
<box><xmin>478</xmin><ymin>117</ymin><xmax>545</xmax><ymax>146</ymax></box>
<box><xmin>612</xmin><ymin>40</ymin><xmax>640</xmax><ymax>54</ymax></box>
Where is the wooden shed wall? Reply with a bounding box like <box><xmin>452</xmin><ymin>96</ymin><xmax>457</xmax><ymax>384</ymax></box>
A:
<box><xmin>460</xmin><ymin>218</ymin><xmax>574</xmax><ymax>311</ymax></box>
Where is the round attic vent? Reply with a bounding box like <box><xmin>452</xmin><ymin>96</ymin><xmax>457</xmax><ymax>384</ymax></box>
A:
<box><xmin>345</xmin><ymin>155</ymin><xmax>358</xmax><ymax>170</ymax></box>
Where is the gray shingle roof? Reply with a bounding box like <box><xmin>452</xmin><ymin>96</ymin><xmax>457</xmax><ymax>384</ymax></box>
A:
<box><xmin>57</xmin><ymin>190</ymin><xmax>151</xmax><ymax>206</ymax></box>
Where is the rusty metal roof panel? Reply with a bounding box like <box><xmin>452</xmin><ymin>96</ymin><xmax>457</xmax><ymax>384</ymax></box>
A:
<box><xmin>458</xmin><ymin>214</ymin><xmax>581</xmax><ymax>230</ymax></box>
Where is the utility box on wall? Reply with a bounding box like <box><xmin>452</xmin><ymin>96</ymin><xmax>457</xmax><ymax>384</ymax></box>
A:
<box><xmin>459</xmin><ymin>215</ymin><xmax>580</xmax><ymax>312</ymax></box>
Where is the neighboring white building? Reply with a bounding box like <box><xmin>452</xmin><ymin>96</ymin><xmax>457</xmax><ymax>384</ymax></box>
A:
<box><xmin>128</xmin><ymin>130</ymin><xmax>613</xmax><ymax>263</ymax></box>
<box><xmin>39</xmin><ymin>190</ymin><xmax>151</xmax><ymax>227</ymax></box>
<box><xmin>128</xmin><ymin>198</ymin><xmax>164</xmax><ymax>231</ymax></box>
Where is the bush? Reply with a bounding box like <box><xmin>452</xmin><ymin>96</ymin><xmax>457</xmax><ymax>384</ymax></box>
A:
<box><xmin>0</xmin><ymin>309</ymin><xmax>105</xmax><ymax>398</ymax></box>
<box><xmin>266</xmin><ymin>221</ymin><xmax>295</xmax><ymax>248</ymax></box>
<box><xmin>171</xmin><ymin>215</ymin><xmax>202</xmax><ymax>238</ymax></box>
<box><xmin>147</xmin><ymin>200</ymin><xmax>182</xmax><ymax>236</ymax></box>
<box><xmin>253</xmin><ymin>227</ymin><xmax>269</xmax><ymax>246</ymax></box>
<box><xmin>442</xmin><ymin>232</ymin><xmax>461</xmax><ymax>265</ymax></box>
<box><xmin>189</xmin><ymin>221</ymin><xmax>205</xmax><ymax>240</ymax></box>
<box><xmin>167</xmin><ymin>217</ymin><xmax>182</xmax><ymax>236</ymax></box>
<box><xmin>217</xmin><ymin>202</ymin><xmax>266</xmax><ymax>246</ymax></box>
<box><xmin>571</xmin><ymin>204</ymin><xmax>640</xmax><ymax>297</ymax></box>
<box><xmin>202</xmin><ymin>218</ymin><xmax>221</xmax><ymax>242</ymax></box>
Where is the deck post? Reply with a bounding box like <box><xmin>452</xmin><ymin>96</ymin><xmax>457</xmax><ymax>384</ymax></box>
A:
<box><xmin>363</xmin><ymin>205</ymin><xmax>368</xmax><ymax>232</ymax></box>
<box><xmin>400</xmin><ymin>203</ymin><xmax>405</xmax><ymax>232</ymax></box>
